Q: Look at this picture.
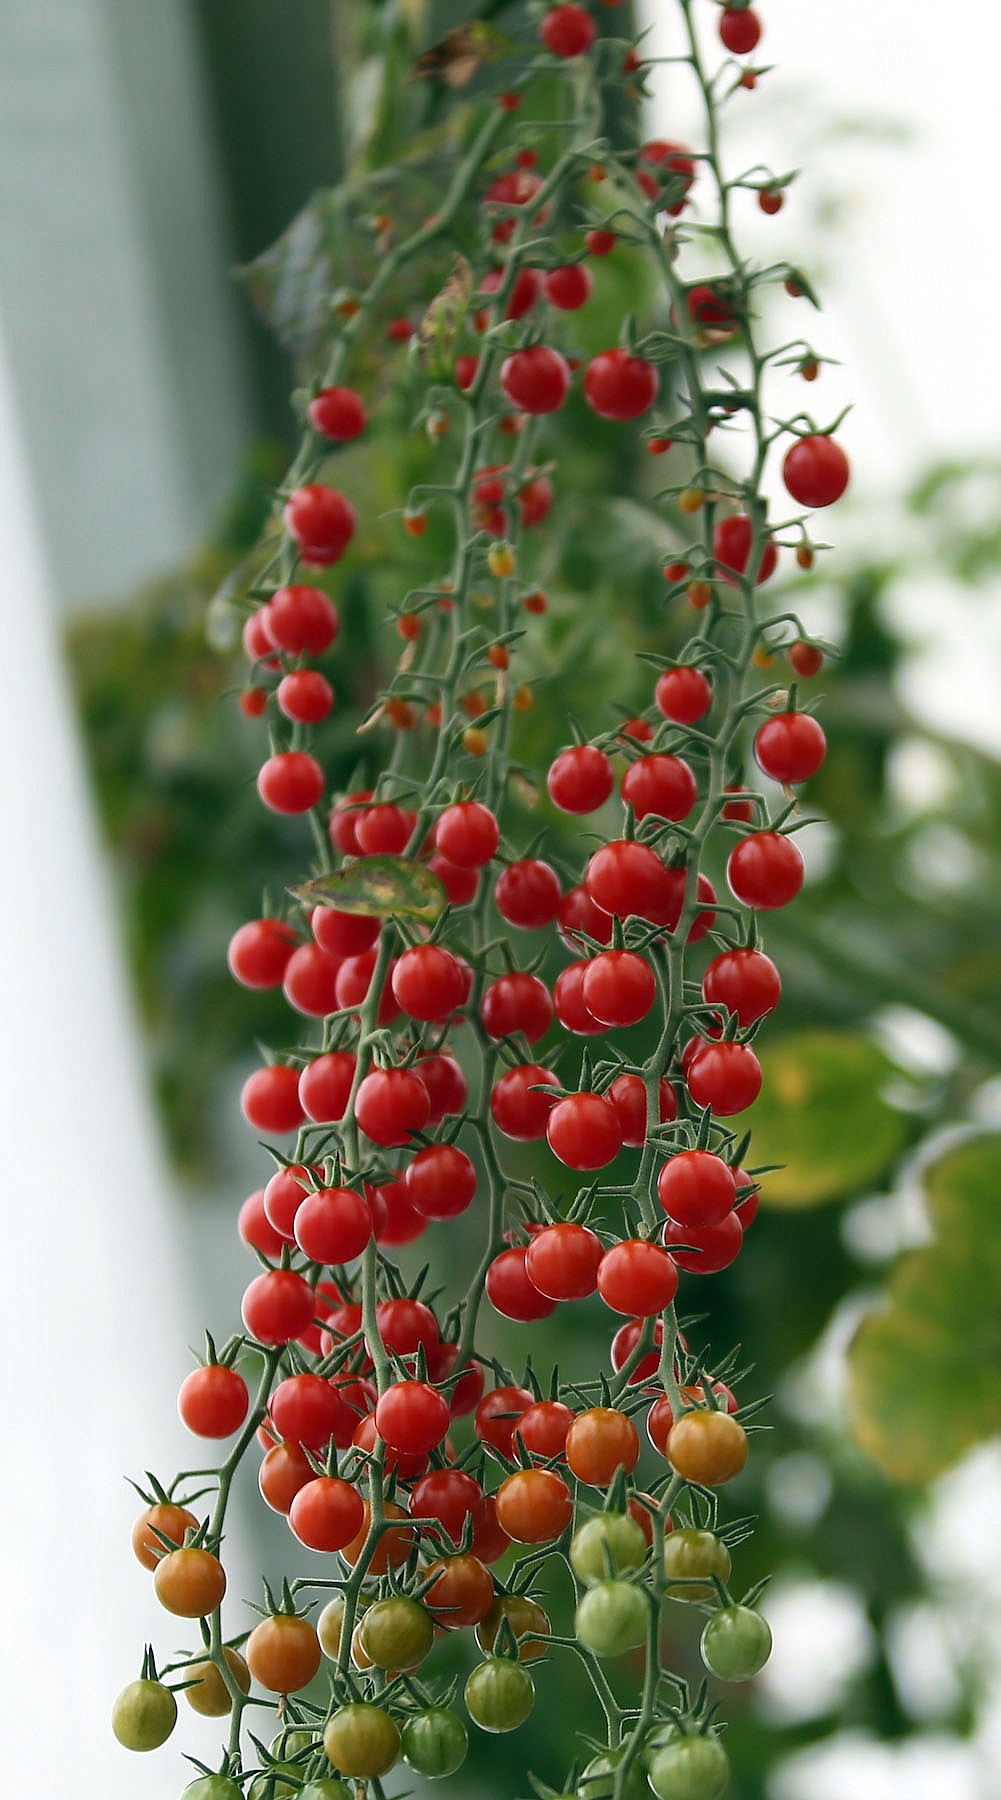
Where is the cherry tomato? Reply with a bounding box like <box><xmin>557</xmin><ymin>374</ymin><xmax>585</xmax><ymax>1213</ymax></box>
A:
<box><xmin>245</xmin><ymin>1613</ymin><xmax>321</xmax><ymax>1693</ymax></box>
<box><xmin>656</xmin><ymin>1151</ymin><xmax>736</xmax><ymax>1229</ymax></box>
<box><xmin>583</xmin><ymin>348</ymin><xmax>658</xmax><ymax>420</ymax></box>
<box><xmin>565</xmin><ymin>1407</ymin><xmax>640</xmax><ymax>1485</ymax></box>
<box><xmin>597</xmin><ymin>1239</ymin><xmax>678</xmax><ymax>1315</ymax></box>
<box><xmin>241</xmin><ymin>1064</ymin><xmax>306</xmax><ymax>1134</ymax></box>
<box><xmin>495</xmin><ymin>1467</ymin><xmax>574</xmax><ymax>1543</ymax></box>
<box><xmin>424</xmin><ymin>1553</ymin><xmax>495</xmax><ymax>1629</ymax></box>
<box><xmin>355</xmin><ymin>1067</ymin><xmax>430</xmax><ymax>1146</ymax></box>
<box><xmin>647</xmin><ymin>1736</ymin><xmax>730</xmax><ymax>1800</ymax></box>
<box><xmin>259</xmin><ymin>1440</ymin><xmax>313</xmax><ymax>1514</ymax></box>
<box><xmin>713</xmin><ymin>514</ymin><xmax>778</xmax><ymax>584</ymax></box>
<box><xmin>621</xmin><ymin>754</ymin><xmax>697</xmax><ymax>822</ymax></box>
<box><xmin>227</xmin><ymin>919</ymin><xmax>297</xmax><ymax>989</ymax></box>
<box><xmin>608</xmin><ymin>1073</ymin><xmax>677</xmax><ymax>1147</ymax></box>
<box><xmin>111</xmin><ymin>1678</ymin><xmax>177</xmax><ymax>1751</ymax></box>
<box><xmin>481</xmin><ymin>972</ymin><xmax>554</xmax><ymax>1043</ymax></box>
<box><xmin>131</xmin><ymin>1502</ymin><xmax>197</xmax><ymax>1571</ymax></box>
<box><xmin>490</xmin><ymin>1063</ymin><xmax>560</xmax><ymax>1139</ymax></box>
<box><xmin>486</xmin><ymin>1246</ymin><xmax>558</xmax><ymax>1321</ymax></box>
<box><xmin>754</xmin><ymin>711</ymin><xmax>826</xmax><ymax>784</ymax></box>
<box><xmin>654</xmin><ymin>667</ymin><xmax>711</xmax><ymax>724</ymax></box>
<box><xmin>361</xmin><ymin>1596</ymin><xmax>434</xmax><ymax>1671</ymax></box>
<box><xmin>182</xmin><ymin>1648</ymin><xmax>250</xmax><ymax>1717</ymax></box>
<box><xmin>547</xmin><ymin>1091</ymin><xmax>623</xmax><ymax>1169</ymax></box>
<box><xmin>685</xmin><ymin>1040</ymin><xmax>762</xmax><ymax>1114</ymax></box>
<box><xmin>581</xmin><ymin>950</ymin><xmax>656</xmax><ymax>1027</ymax></box>
<box><xmin>397</xmin><ymin>1145</ymin><xmax>474</xmax><ymax>1224</ymax></box>
<box><xmin>341</xmin><ymin>1499</ymin><xmax>415</xmax><ymax>1573</ymax></box>
<box><xmin>435</xmin><ymin>800</ymin><xmax>500</xmax><ymax>867</ymax></box>
<box><xmin>411</xmin><ymin>1467</ymin><xmax>486</xmax><ymax>1543</ymax></box>
<box><xmin>475</xmin><ymin>1594</ymin><xmax>550</xmax><ymax>1662</ymax></box>
<box><xmin>323</xmin><ymin>1704</ymin><xmax>400</xmax><ymax>1778</ymax></box>
<box><xmin>570</xmin><ymin>1512</ymin><xmax>648</xmax><ymax>1585</ymax></box>
<box><xmin>495</xmin><ymin>858</ymin><xmax>562</xmax><ymax>928</ymax></box>
<box><xmin>667</xmin><ymin>1410</ymin><xmax>748</xmax><ymax>1485</ymax></box>
<box><xmin>474</xmin><ymin>1385</ymin><xmax>534</xmax><ymax>1458</ymax></box>
<box><xmin>701</xmin><ymin>947</ymin><xmax>780</xmax><ymax>1027</ymax></box>
<box><xmin>782</xmin><ymin>433</ymin><xmax>850</xmax><ymax>507</ymax></box>
<box><xmin>401</xmin><ymin>1707</ymin><xmax>469</xmax><ymax>1778</ymax></box>
<box><xmin>289</xmin><ymin>1477</ymin><xmax>365</xmax><ymax>1553</ymax></box>
<box><xmin>663</xmin><ymin>1527</ymin><xmax>732</xmax><ymax>1600</ymax></box>
<box><xmin>525</xmin><ymin>1223</ymin><xmax>604</xmax><ymax>1300</ymax></box>
<box><xmin>719</xmin><ymin>4</ymin><xmax>761</xmax><ymax>51</ymax></box>
<box><xmin>665</xmin><ymin>1210</ymin><xmax>745</xmax><ymax>1273</ymax></box>
<box><xmin>540</xmin><ymin>3</ymin><xmax>597</xmax><ymax>57</ymax></box>
<box><xmin>547</xmin><ymin>745</ymin><xmax>615</xmax><ymax>813</ymax></box>
<box><xmin>309</xmin><ymin>385</ymin><xmax>366</xmax><ymax>441</ymax></box>
<box><xmin>464</xmin><ymin>1657</ymin><xmax>535</xmax><ymax>1732</ymax></box>
<box><xmin>153</xmin><ymin>1546</ymin><xmax>226</xmax><ymax>1618</ymax></box>
<box><xmin>700</xmin><ymin>1604</ymin><xmax>772</xmax><ymax>1680</ymax></box>
<box><xmin>575</xmin><ymin>1580</ymin><xmax>648</xmax><ymax>1656</ymax></box>
<box><xmin>267</xmin><ymin>582</ymin><xmax>339</xmax><ymax>652</ymax></box>
<box><xmin>516</xmin><ymin>1398</ymin><xmax>576</xmax><ymax>1458</ymax></box>
<box><xmin>284</xmin><ymin>484</ymin><xmax>355</xmax><ymax>564</ymax></box>
<box><xmin>375</xmin><ymin>1381</ymin><xmax>450</xmax><ymax>1455</ymax></box>
<box><xmin>500</xmin><ymin>345</ymin><xmax>571</xmax><ymax>414</ymax></box>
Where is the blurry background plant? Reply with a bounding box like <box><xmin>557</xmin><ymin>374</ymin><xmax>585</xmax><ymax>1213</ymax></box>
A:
<box><xmin>61</xmin><ymin>1</ymin><xmax>1001</xmax><ymax>1795</ymax></box>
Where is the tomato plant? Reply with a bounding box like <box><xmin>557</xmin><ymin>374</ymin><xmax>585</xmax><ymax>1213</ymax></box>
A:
<box><xmin>118</xmin><ymin>2</ymin><xmax>849</xmax><ymax>1792</ymax></box>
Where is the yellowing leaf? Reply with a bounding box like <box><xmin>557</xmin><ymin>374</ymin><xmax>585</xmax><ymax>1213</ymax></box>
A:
<box><xmin>745</xmin><ymin>1031</ymin><xmax>909</xmax><ymax>1207</ymax></box>
<box><xmin>847</xmin><ymin>1133</ymin><xmax>1001</xmax><ymax>1482</ymax></box>
<box><xmin>294</xmin><ymin>857</ymin><xmax>447</xmax><ymax>924</ymax></box>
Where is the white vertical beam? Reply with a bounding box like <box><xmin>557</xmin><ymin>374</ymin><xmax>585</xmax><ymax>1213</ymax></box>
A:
<box><xmin>0</xmin><ymin>0</ymin><xmax>251</xmax><ymax>611</ymax></box>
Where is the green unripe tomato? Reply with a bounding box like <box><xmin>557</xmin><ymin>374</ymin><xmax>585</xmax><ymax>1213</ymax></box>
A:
<box><xmin>300</xmin><ymin>1784</ymin><xmax>353</xmax><ymax>1800</ymax></box>
<box><xmin>324</xmin><ymin>1704</ymin><xmax>401</xmax><ymax>1778</ymax></box>
<box><xmin>248</xmin><ymin>1764</ymin><xmax>299</xmax><ymax>1799</ymax></box>
<box><xmin>464</xmin><ymin>1657</ymin><xmax>535</xmax><ymax>1733</ymax></box>
<box><xmin>360</xmin><ymin>1595</ymin><xmax>434</xmax><ymax>1671</ymax></box>
<box><xmin>641</xmin><ymin>1722</ymin><xmax>682</xmax><ymax>1770</ymax></box>
<box><xmin>662</xmin><ymin>1528</ymin><xmax>731</xmax><ymax>1602</ymax></box>
<box><xmin>577</xmin><ymin>1748</ymin><xmax>649</xmax><ymax>1800</ymax></box>
<box><xmin>273</xmin><ymin>1728</ymin><xmax>314</xmax><ymax>1759</ymax></box>
<box><xmin>570</xmin><ymin>1513</ymin><xmax>648</xmax><ymax>1585</ymax></box>
<box><xmin>700</xmin><ymin>1605</ymin><xmax>772</xmax><ymax>1681</ymax></box>
<box><xmin>574</xmin><ymin>1580</ymin><xmax>648</xmax><ymax>1657</ymax></box>
<box><xmin>317</xmin><ymin>1595</ymin><xmax>346</xmax><ymax>1660</ymax></box>
<box><xmin>182</xmin><ymin>1781</ymin><xmax>244</xmax><ymax>1800</ymax></box>
<box><xmin>401</xmin><ymin>1706</ymin><xmax>469</xmax><ymax>1777</ymax></box>
<box><xmin>647</xmin><ymin>1735</ymin><xmax>730</xmax><ymax>1800</ymax></box>
<box><xmin>111</xmin><ymin>1678</ymin><xmax>177</xmax><ymax>1751</ymax></box>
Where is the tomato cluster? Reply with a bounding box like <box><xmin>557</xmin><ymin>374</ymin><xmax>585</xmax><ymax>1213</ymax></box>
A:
<box><xmin>119</xmin><ymin>1</ymin><xmax>845</xmax><ymax>1794</ymax></box>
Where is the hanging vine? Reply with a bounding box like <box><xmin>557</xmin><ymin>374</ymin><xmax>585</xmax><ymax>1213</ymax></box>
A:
<box><xmin>116</xmin><ymin>6</ymin><xmax>850</xmax><ymax>1798</ymax></box>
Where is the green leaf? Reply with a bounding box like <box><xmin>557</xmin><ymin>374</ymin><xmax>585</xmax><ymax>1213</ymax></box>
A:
<box><xmin>745</xmin><ymin>1030</ymin><xmax>909</xmax><ymax>1207</ymax></box>
<box><xmin>293</xmin><ymin>856</ymin><xmax>447</xmax><ymax>923</ymax></box>
<box><xmin>847</xmin><ymin>1133</ymin><xmax>1001</xmax><ymax>1482</ymax></box>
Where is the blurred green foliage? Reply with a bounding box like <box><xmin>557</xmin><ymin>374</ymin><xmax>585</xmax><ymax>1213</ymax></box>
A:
<box><xmin>65</xmin><ymin>5</ymin><xmax>1001</xmax><ymax>1794</ymax></box>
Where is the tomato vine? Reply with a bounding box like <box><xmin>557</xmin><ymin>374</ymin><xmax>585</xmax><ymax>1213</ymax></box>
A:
<box><xmin>120</xmin><ymin>5</ymin><xmax>850</xmax><ymax>1798</ymax></box>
